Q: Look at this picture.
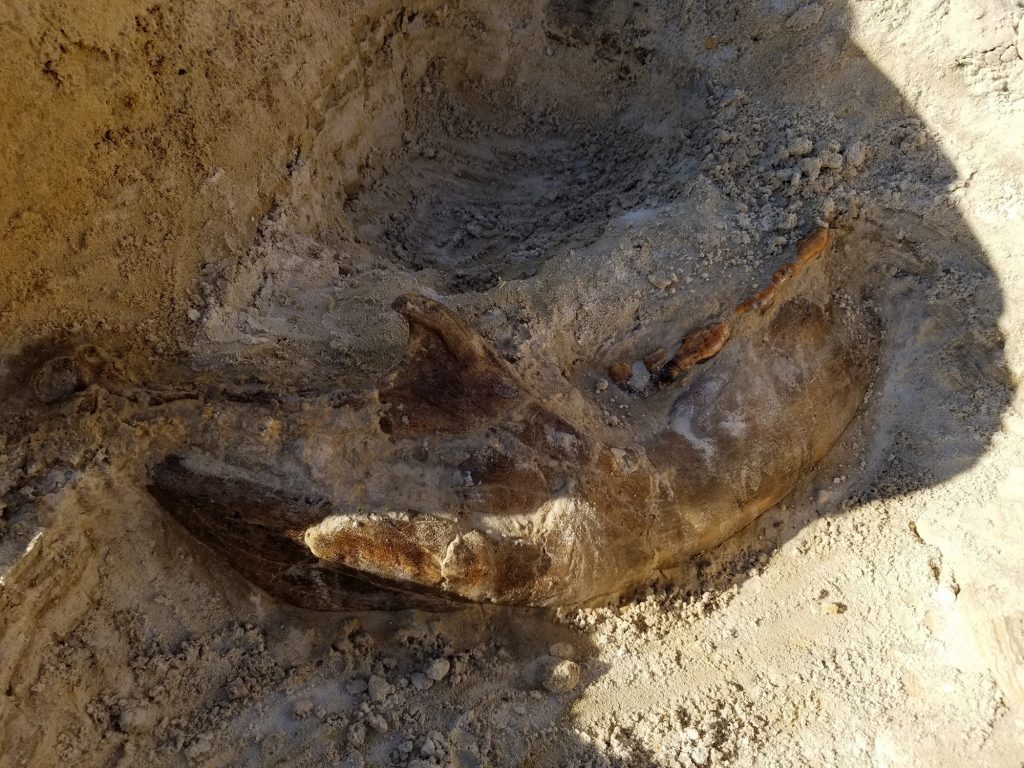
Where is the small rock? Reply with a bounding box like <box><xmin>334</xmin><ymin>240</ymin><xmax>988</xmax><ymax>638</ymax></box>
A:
<box><xmin>786</xmin><ymin>3</ymin><xmax>824</xmax><ymax>31</ymax></box>
<box><xmin>420</xmin><ymin>738</ymin><xmax>438</xmax><ymax>758</ymax></box>
<box><xmin>846</xmin><ymin>141</ymin><xmax>868</xmax><ymax>169</ymax></box>
<box><xmin>187</xmin><ymin>307</ymin><xmax>201</xmax><ymax>322</ymax></box>
<box><xmin>410</xmin><ymin>672</ymin><xmax>432</xmax><ymax>691</ymax></box>
<box><xmin>538</xmin><ymin>657</ymin><xmax>581</xmax><ymax>694</ymax></box>
<box><xmin>690</xmin><ymin>745</ymin><xmax>710</xmax><ymax>766</ymax></box>
<box><xmin>345</xmin><ymin>678</ymin><xmax>368</xmax><ymax>696</ymax></box>
<box><xmin>819</xmin><ymin>150</ymin><xmax>844</xmax><ymax>170</ymax></box>
<box><xmin>367</xmin><ymin>675</ymin><xmax>390</xmax><ymax>703</ymax></box>
<box><xmin>648</xmin><ymin>271</ymin><xmax>675</xmax><ymax>290</ymax></box>
<box><xmin>821</xmin><ymin>197</ymin><xmax>838</xmax><ymax>220</ymax></box>
<box><xmin>347</xmin><ymin>722</ymin><xmax>366</xmax><ymax>747</ymax></box>
<box><xmin>820</xmin><ymin>601</ymin><xmax>846</xmax><ymax>615</ymax></box>
<box><xmin>788</xmin><ymin>136</ymin><xmax>813</xmax><ymax>157</ymax></box>
<box><xmin>425</xmin><ymin>657</ymin><xmax>450</xmax><ymax>682</ymax></box>
<box><xmin>595</xmin><ymin>378</ymin><xmax>609</xmax><ymax>394</ymax></box>
<box><xmin>422</xmin><ymin>146</ymin><xmax>437</xmax><ymax>159</ymax></box>
<box><xmin>466</xmin><ymin>222</ymin><xmax>483</xmax><ymax>238</ymax></box>
<box><xmin>33</xmin><ymin>355</ymin><xmax>91</xmax><ymax>404</ymax></box>
<box><xmin>366</xmin><ymin>713</ymin><xmax>388</xmax><ymax>733</ymax></box>
<box><xmin>799</xmin><ymin>156</ymin><xmax>822</xmax><ymax>181</ymax></box>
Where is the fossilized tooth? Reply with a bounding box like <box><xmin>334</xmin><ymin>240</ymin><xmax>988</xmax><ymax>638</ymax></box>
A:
<box><xmin>148</xmin><ymin>227</ymin><xmax>881</xmax><ymax>609</ymax></box>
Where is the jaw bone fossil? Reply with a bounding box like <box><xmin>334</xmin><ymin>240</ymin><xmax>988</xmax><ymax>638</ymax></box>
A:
<box><xmin>149</xmin><ymin>228</ymin><xmax>881</xmax><ymax>609</ymax></box>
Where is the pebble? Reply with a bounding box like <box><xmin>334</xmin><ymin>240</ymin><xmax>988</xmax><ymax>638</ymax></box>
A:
<box><xmin>538</xmin><ymin>657</ymin><xmax>581</xmax><ymax>694</ymax></box>
<box><xmin>33</xmin><ymin>355</ymin><xmax>90</xmax><ymax>404</ymax></box>
<box><xmin>788</xmin><ymin>136</ymin><xmax>813</xmax><ymax>157</ymax></box>
<box><xmin>846</xmin><ymin>141</ymin><xmax>868</xmax><ymax>169</ymax></box>
<box><xmin>345</xmin><ymin>678</ymin><xmax>368</xmax><ymax>695</ymax></box>
<box><xmin>690</xmin><ymin>745</ymin><xmax>710</xmax><ymax>766</ymax></box>
<box><xmin>187</xmin><ymin>307</ymin><xmax>201</xmax><ymax>322</ymax></box>
<box><xmin>410</xmin><ymin>672</ymin><xmax>433</xmax><ymax>691</ymax></box>
<box><xmin>799</xmin><ymin>156</ymin><xmax>822</xmax><ymax>181</ymax></box>
<box><xmin>819</xmin><ymin>149</ymin><xmax>844</xmax><ymax>170</ymax></box>
<box><xmin>820</xmin><ymin>601</ymin><xmax>846</xmax><ymax>615</ymax></box>
<box><xmin>347</xmin><ymin>722</ymin><xmax>366</xmax><ymax>747</ymax></box>
<box><xmin>367</xmin><ymin>675</ymin><xmax>390</xmax><ymax>703</ymax></box>
<box><xmin>425</xmin><ymin>657</ymin><xmax>450</xmax><ymax>682</ymax></box>
<box><xmin>648</xmin><ymin>271</ymin><xmax>675</xmax><ymax>290</ymax></box>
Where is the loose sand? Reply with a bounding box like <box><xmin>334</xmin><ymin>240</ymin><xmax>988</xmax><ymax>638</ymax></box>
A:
<box><xmin>1</xmin><ymin>1</ymin><xmax>1023</xmax><ymax>766</ymax></box>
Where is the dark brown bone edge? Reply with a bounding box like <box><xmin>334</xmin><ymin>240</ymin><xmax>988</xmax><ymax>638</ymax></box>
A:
<box><xmin>658</xmin><ymin>322</ymin><xmax>732</xmax><ymax>384</ymax></box>
<box><xmin>379</xmin><ymin>294</ymin><xmax>523</xmax><ymax>435</ymax></box>
<box><xmin>148</xmin><ymin>455</ymin><xmax>457</xmax><ymax>611</ymax></box>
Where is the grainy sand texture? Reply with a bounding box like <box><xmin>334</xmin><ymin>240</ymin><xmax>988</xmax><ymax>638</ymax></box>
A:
<box><xmin>1</xmin><ymin>1</ymin><xmax>1023</xmax><ymax>766</ymax></box>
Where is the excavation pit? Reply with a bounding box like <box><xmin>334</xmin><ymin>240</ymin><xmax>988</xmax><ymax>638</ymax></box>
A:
<box><xmin>290</xmin><ymin>6</ymin><xmax>695</xmax><ymax>293</ymax></box>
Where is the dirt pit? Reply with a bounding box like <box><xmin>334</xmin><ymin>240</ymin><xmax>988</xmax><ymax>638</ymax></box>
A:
<box><xmin>1</xmin><ymin>0</ymin><xmax>1023</xmax><ymax>766</ymax></box>
<box><xmin>290</xmin><ymin>3</ymin><xmax>692</xmax><ymax>294</ymax></box>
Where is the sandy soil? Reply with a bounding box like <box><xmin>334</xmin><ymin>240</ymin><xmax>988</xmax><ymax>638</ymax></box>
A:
<box><xmin>1</xmin><ymin>1</ymin><xmax>1023</xmax><ymax>766</ymax></box>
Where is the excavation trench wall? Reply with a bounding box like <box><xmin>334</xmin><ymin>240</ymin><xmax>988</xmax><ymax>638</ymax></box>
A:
<box><xmin>0</xmin><ymin>0</ymin><xmax>687</xmax><ymax>346</ymax></box>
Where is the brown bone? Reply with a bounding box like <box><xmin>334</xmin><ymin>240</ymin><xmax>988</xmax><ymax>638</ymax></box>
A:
<box><xmin>148</xmin><ymin>228</ymin><xmax>881</xmax><ymax>608</ymax></box>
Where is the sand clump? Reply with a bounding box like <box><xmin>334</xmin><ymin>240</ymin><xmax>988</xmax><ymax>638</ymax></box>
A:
<box><xmin>1</xmin><ymin>0</ymin><xmax>1023</xmax><ymax>766</ymax></box>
